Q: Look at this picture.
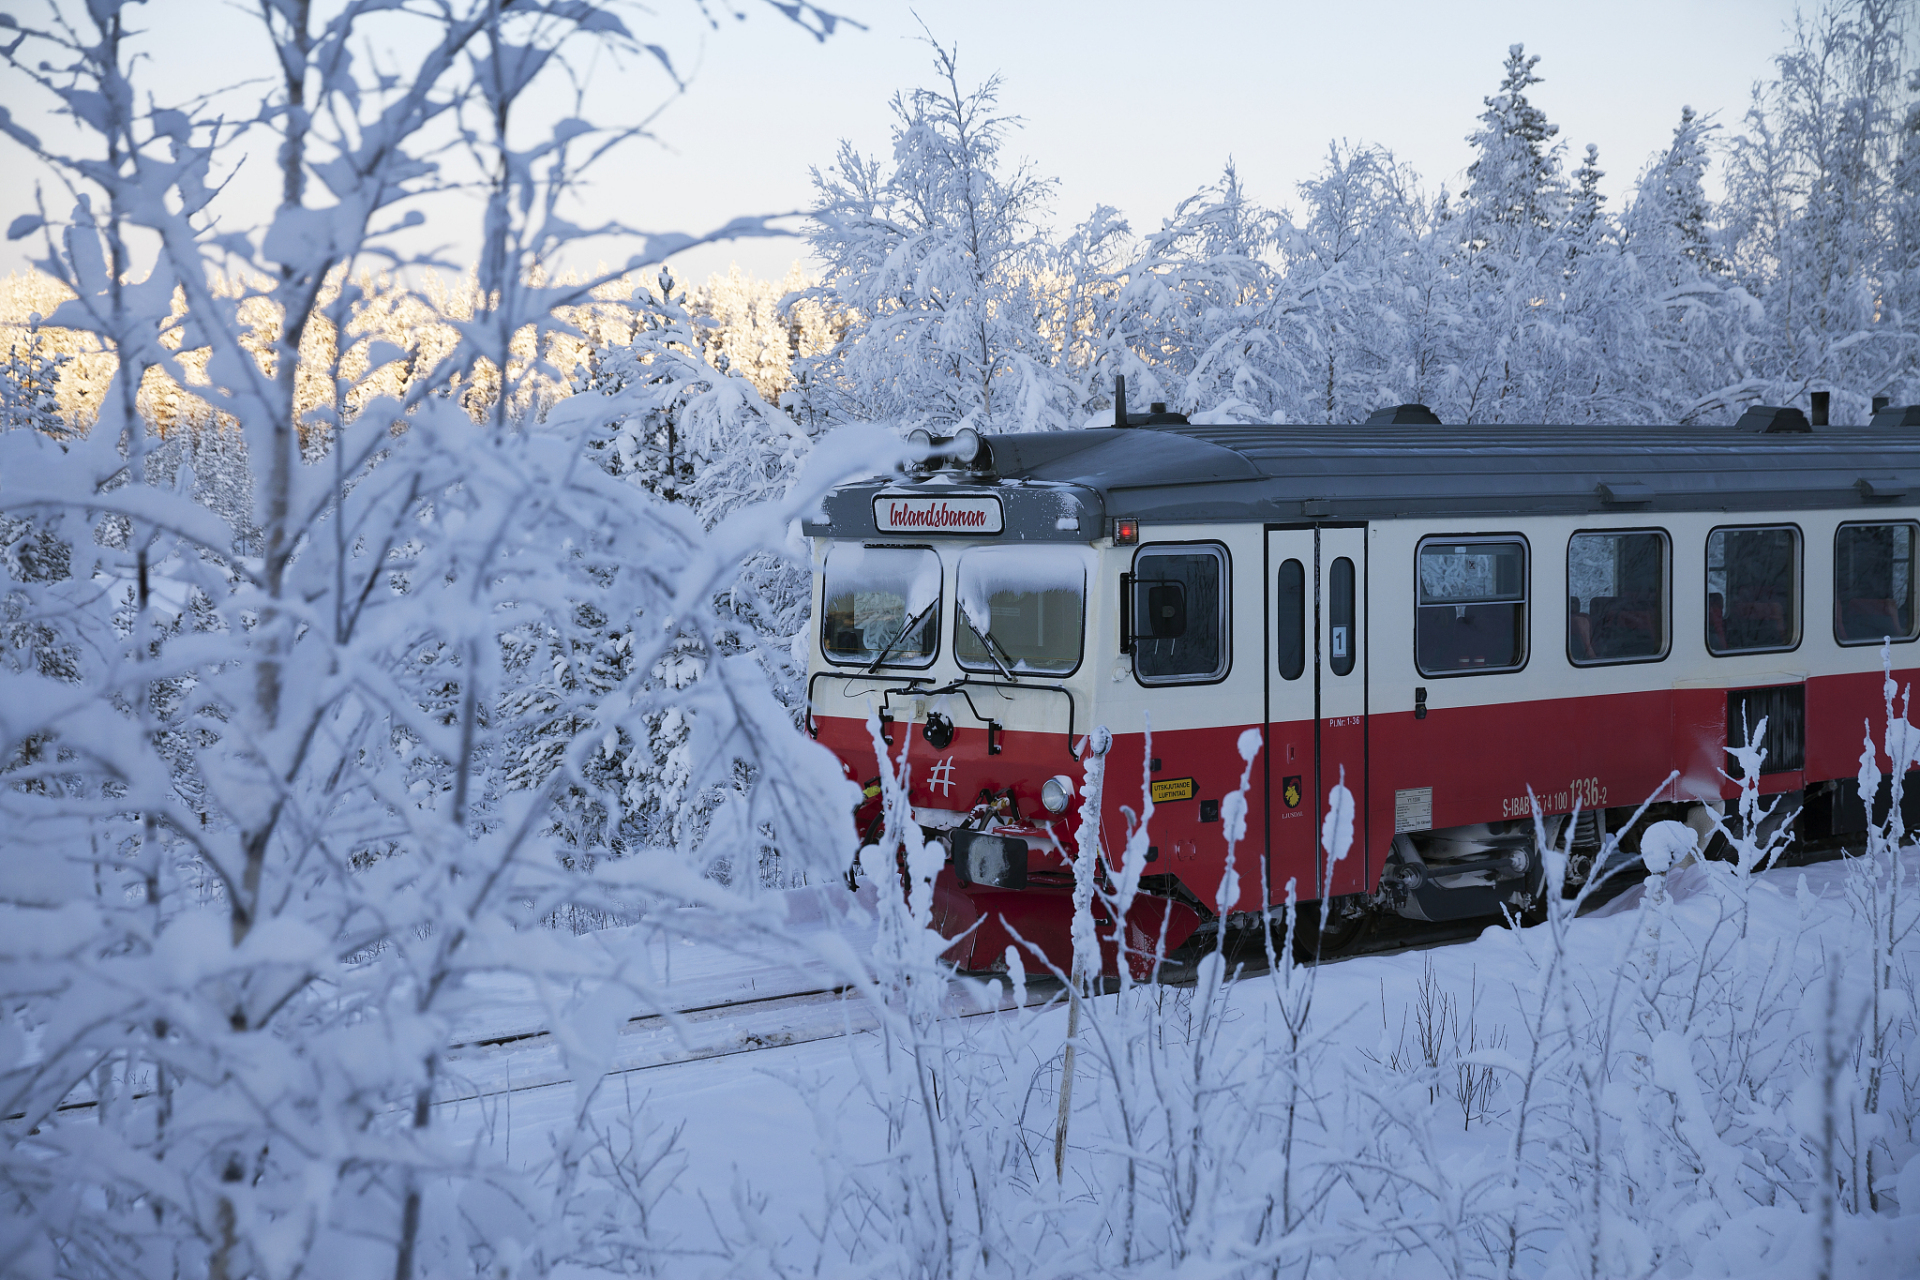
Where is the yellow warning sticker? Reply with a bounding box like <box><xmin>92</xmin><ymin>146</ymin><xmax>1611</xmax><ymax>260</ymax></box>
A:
<box><xmin>1151</xmin><ymin>777</ymin><xmax>1197</xmax><ymax>803</ymax></box>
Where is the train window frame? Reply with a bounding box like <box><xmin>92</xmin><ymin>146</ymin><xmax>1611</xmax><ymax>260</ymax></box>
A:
<box><xmin>1566</xmin><ymin>527</ymin><xmax>1672</xmax><ymax>668</ymax></box>
<box><xmin>1705</xmin><ymin>523</ymin><xmax>1803</xmax><ymax>657</ymax></box>
<box><xmin>1275</xmin><ymin>557</ymin><xmax>1307</xmax><ymax>681</ymax></box>
<box><xmin>818</xmin><ymin>542</ymin><xmax>943</xmax><ymax>670</ymax></box>
<box><xmin>1413</xmin><ymin>534</ymin><xmax>1531</xmax><ymax>679</ymax></box>
<box><xmin>951</xmin><ymin>545</ymin><xmax>1090</xmax><ymax>678</ymax></box>
<box><xmin>1833</xmin><ymin>520</ymin><xmax>1919</xmax><ymax>647</ymax></box>
<box><xmin>1130</xmin><ymin>540</ymin><xmax>1232</xmax><ymax>687</ymax></box>
<box><xmin>1329</xmin><ymin>555</ymin><xmax>1358</xmax><ymax>677</ymax></box>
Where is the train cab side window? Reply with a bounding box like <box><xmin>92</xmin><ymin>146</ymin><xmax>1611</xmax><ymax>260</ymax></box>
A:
<box><xmin>1706</xmin><ymin>525</ymin><xmax>1801</xmax><ymax>655</ymax></box>
<box><xmin>1568</xmin><ymin>530</ymin><xmax>1669</xmax><ymax>665</ymax></box>
<box><xmin>1131</xmin><ymin>544</ymin><xmax>1229</xmax><ymax>684</ymax></box>
<box><xmin>1276</xmin><ymin>558</ymin><xmax>1306</xmax><ymax>680</ymax></box>
<box><xmin>1415</xmin><ymin>538</ymin><xmax>1528</xmax><ymax>677</ymax></box>
<box><xmin>1834</xmin><ymin>522</ymin><xmax>1918</xmax><ymax>645</ymax></box>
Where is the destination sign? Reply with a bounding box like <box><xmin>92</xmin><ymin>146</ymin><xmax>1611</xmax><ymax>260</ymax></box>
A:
<box><xmin>873</xmin><ymin>494</ymin><xmax>1004</xmax><ymax>534</ymax></box>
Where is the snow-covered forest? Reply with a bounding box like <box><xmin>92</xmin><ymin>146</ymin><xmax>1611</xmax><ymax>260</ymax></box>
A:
<box><xmin>2</xmin><ymin>0</ymin><xmax>1919</xmax><ymax>1276</ymax></box>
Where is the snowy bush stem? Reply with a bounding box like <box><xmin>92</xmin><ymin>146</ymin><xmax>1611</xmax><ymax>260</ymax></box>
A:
<box><xmin>1055</xmin><ymin>723</ymin><xmax>1109</xmax><ymax>1181</ymax></box>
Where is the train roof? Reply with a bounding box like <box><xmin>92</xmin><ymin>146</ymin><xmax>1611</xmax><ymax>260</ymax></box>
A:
<box><xmin>804</xmin><ymin>421</ymin><xmax>1920</xmax><ymax>543</ymax></box>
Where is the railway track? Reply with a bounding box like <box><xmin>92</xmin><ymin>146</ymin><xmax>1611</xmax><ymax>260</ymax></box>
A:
<box><xmin>17</xmin><ymin>841</ymin><xmax>1868</xmax><ymax>1124</ymax></box>
<box><xmin>432</xmin><ymin>902</ymin><xmax>1539</xmax><ymax>1110</ymax></box>
<box><xmin>17</xmin><ymin>858</ymin><xmax>1735</xmax><ymax>1120</ymax></box>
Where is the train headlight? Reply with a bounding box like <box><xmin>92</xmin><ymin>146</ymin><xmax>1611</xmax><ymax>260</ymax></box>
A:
<box><xmin>1040</xmin><ymin>775</ymin><xmax>1074</xmax><ymax>815</ymax></box>
<box><xmin>949</xmin><ymin>427</ymin><xmax>982</xmax><ymax>463</ymax></box>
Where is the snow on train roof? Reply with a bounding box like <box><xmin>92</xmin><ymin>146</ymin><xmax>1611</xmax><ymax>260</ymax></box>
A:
<box><xmin>805</xmin><ymin>422</ymin><xmax>1920</xmax><ymax>540</ymax></box>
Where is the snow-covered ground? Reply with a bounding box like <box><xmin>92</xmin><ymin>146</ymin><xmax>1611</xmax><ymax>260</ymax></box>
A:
<box><xmin>434</xmin><ymin>847</ymin><xmax>1920</xmax><ymax>1279</ymax></box>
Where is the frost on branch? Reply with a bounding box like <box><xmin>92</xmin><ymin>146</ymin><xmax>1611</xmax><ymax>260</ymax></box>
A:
<box><xmin>0</xmin><ymin>1</ymin><xmax>866</xmax><ymax>1276</ymax></box>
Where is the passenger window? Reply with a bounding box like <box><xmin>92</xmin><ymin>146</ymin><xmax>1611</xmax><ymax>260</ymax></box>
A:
<box><xmin>1834</xmin><ymin>522</ymin><xmax>1918</xmax><ymax>645</ymax></box>
<box><xmin>1132</xmin><ymin>544</ymin><xmax>1229</xmax><ymax>683</ymax></box>
<box><xmin>1416</xmin><ymin>538</ymin><xmax>1527</xmax><ymax>676</ymax></box>
<box><xmin>1276</xmin><ymin>558</ymin><xmax>1306</xmax><ymax>680</ymax></box>
<box><xmin>1568</xmin><ymin>530</ymin><xmax>1669</xmax><ymax>665</ymax></box>
<box><xmin>1329</xmin><ymin>556</ymin><xmax>1357</xmax><ymax>676</ymax></box>
<box><xmin>1706</xmin><ymin>526</ymin><xmax>1800</xmax><ymax>654</ymax></box>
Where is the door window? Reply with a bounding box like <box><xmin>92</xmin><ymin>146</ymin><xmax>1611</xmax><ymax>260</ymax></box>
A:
<box><xmin>1329</xmin><ymin>556</ymin><xmax>1357</xmax><ymax>676</ymax></box>
<box><xmin>1276</xmin><ymin>558</ymin><xmax>1306</xmax><ymax>680</ymax></box>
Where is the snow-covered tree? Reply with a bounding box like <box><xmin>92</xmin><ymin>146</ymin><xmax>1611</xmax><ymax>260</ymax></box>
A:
<box><xmin>800</xmin><ymin>40</ymin><xmax>1076</xmax><ymax>432</ymax></box>
<box><xmin>1446</xmin><ymin>44</ymin><xmax>1583</xmax><ymax>422</ymax></box>
<box><xmin>507</xmin><ymin>266</ymin><xmax>826</xmax><ymax>873</ymax></box>
<box><xmin>1463</xmin><ymin>43</ymin><xmax>1566</xmax><ymax>238</ymax></box>
<box><xmin>1722</xmin><ymin>0</ymin><xmax>1917</xmax><ymax>417</ymax></box>
<box><xmin>1095</xmin><ymin>162</ymin><xmax>1309</xmax><ymax>423</ymax></box>
<box><xmin>0</xmin><ymin>317</ymin><xmax>70</xmax><ymax>436</ymax></box>
<box><xmin>693</xmin><ymin>262</ymin><xmax>834</xmax><ymax>404</ymax></box>
<box><xmin>1638</xmin><ymin>107</ymin><xmax>1721</xmax><ymax>278</ymax></box>
<box><xmin>1280</xmin><ymin>143</ymin><xmax>1436</xmax><ymax>422</ymax></box>
<box><xmin>1566</xmin><ymin>143</ymin><xmax>1607</xmax><ymax>248</ymax></box>
<box><xmin>1618</xmin><ymin>106</ymin><xmax>1757</xmax><ymax>423</ymax></box>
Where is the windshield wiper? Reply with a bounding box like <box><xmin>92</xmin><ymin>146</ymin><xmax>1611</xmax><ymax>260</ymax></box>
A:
<box><xmin>960</xmin><ymin>610</ymin><xmax>1021</xmax><ymax>683</ymax></box>
<box><xmin>866</xmin><ymin>599</ymin><xmax>938</xmax><ymax>674</ymax></box>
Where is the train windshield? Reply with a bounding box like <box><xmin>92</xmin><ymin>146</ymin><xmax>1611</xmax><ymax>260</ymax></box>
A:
<box><xmin>821</xmin><ymin>544</ymin><xmax>941</xmax><ymax>667</ymax></box>
<box><xmin>955</xmin><ymin>546</ymin><xmax>1088</xmax><ymax>676</ymax></box>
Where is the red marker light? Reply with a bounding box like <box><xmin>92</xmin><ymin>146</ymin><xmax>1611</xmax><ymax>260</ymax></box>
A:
<box><xmin>1114</xmin><ymin>517</ymin><xmax>1139</xmax><ymax>545</ymax></box>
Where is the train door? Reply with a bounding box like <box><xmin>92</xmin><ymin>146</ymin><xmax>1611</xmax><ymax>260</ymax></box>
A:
<box><xmin>1265</xmin><ymin>525</ymin><xmax>1370</xmax><ymax>906</ymax></box>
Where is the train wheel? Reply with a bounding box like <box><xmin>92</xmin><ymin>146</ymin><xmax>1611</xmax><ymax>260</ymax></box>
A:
<box><xmin>1514</xmin><ymin>890</ymin><xmax>1549</xmax><ymax>929</ymax></box>
<box><xmin>1288</xmin><ymin>901</ymin><xmax>1368</xmax><ymax>964</ymax></box>
<box><xmin>1511</xmin><ymin>850</ymin><xmax>1552</xmax><ymax>927</ymax></box>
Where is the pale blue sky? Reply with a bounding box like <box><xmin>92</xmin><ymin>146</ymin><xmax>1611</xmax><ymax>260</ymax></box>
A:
<box><xmin>1</xmin><ymin>0</ymin><xmax>1813</xmax><ymax>286</ymax></box>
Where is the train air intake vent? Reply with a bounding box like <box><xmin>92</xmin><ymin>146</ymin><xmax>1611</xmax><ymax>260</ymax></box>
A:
<box><xmin>1870</xmin><ymin>403</ymin><xmax>1920</xmax><ymax>428</ymax></box>
<box><xmin>1364</xmin><ymin>403</ymin><xmax>1442</xmax><ymax>425</ymax></box>
<box><xmin>1735</xmin><ymin>405</ymin><xmax>1812</xmax><ymax>433</ymax></box>
<box><xmin>1596</xmin><ymin>480</ymin><xmax>1653</xmax><ymax>505</ymax></box>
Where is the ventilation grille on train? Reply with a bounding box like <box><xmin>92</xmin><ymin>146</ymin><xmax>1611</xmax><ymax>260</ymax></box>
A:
<box><xmin>1726</xmin><ymin>684</ymin><xmax>1805</xmax><ymax>776</ymax></box>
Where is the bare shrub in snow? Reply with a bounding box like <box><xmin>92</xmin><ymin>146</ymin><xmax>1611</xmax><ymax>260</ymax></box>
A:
<box><xmin>0</xmin><ymin>2</ymin><xmax>874</xmax><ymax>1276</ymax></box>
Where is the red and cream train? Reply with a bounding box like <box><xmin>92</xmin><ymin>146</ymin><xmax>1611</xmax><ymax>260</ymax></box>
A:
<box><xmin>802</xmin><ymin>393</ymin><xmax>1920</xmax><ymax>973</ymax></box>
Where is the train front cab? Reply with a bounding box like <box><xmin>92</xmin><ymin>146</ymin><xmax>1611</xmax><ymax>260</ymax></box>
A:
<box><xmin>807</xmin><ymin>517</ymin><xmax>1282</xmax><ymax>978</ymax></box>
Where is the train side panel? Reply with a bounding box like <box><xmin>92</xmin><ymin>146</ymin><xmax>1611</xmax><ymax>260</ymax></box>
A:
<box><xmin>1363</xmin><ymin>508</ymin><xmax>1919</xmax><ymax>880</ymax></box>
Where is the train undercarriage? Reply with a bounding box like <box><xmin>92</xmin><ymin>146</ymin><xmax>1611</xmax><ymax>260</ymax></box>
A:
<box><xmin>871</xmin><ymin>779</ymin><xmax>1905</xmax><ymax>978</ymax></box>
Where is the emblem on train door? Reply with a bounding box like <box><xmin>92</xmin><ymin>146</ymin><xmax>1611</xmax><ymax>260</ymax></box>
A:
<box><xmin>1283</xmin><ymin>776</ymin><xmax>1303</xmax><ymax>809</ymax></box>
